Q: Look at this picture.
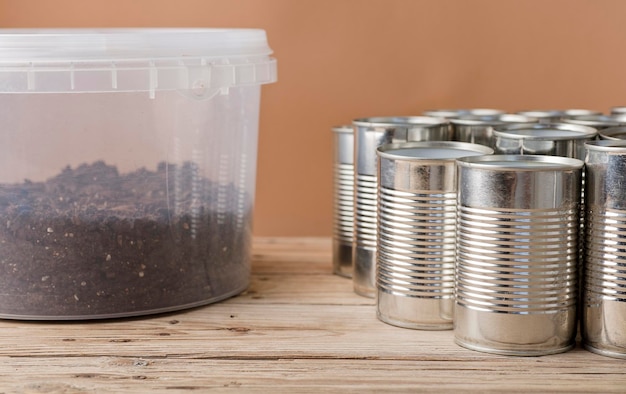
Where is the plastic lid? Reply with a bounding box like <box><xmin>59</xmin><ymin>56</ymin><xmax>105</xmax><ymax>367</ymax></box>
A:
<box><xmin>0</xmin><ymin>28</ymin><xmax>277</xmax><ymax>95</ymax></box>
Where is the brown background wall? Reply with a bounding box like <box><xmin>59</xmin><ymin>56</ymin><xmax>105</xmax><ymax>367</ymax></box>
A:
<box><xmin>1</xmin><ymin>0</ymin><xmax>625</xmax><ymax>236</ymax></box>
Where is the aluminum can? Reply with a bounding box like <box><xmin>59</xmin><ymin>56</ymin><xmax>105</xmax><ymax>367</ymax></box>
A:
<box><xmin>332</xmin><ymin>125</ymin><xmax>354</xmax><ymax>278</ymax></box>
<box><xmin>493</xmin><ymin>123</ymin><xmax>597</xmax><ymax>159</ymax></box>
<box><xmin>422</xmin><ymin>108</ymin><xmax>504</xmax><ymax>119</ymax></box>
<box><xmin>376</xmin><ymin>141</ymin><xmax>493</xmax><ymax>329</ymax></box>
<box><xmin>599</xmin><ymin>125</ymin><xmax>626</xmax><ymax>141</ymax></box>
<box><xmin>450</xmin><ymin>114</ymin><xmax>536</xmax><ymax>147</ymax></box>
<box><xmin>455</xmin><ymin>155</ymin><xmax>583</xmax><ymax>355</ymax></box>
<box><xmin>351</xmin><ymin>117</ymin><xmax>451</xmax><ymax>297</ymax></box>
<box><xmin>583</xmin><ymin>140</ymin><xmax>626</xmax><ymax>359</ymax></box>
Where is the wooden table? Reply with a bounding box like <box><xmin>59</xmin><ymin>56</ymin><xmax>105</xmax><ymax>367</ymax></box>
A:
<box><xmin>0</xmin><ymin>237</ymin><xmax>624</xmax><ymax>392</ymax></box>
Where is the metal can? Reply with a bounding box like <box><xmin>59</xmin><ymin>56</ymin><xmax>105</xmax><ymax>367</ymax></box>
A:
<box><xmin>422</xmin><ymin>108</ymin><xmax>504</xmax><ymax>119</ymax></box>
<box><xmin>455</xmin><ymin>154</ymin><xmax>584</xmax><ymax>356</ymax></box>
<box><xmin>376</xmin><ymin>141</ymin><xmax>493</xmax><ymax>329</ymax></box>
<box><xmin>332</xmin><ymin>125</ymin><xmax>354</xmax><ymax>278</ymax></box>
<box><xmin>450</xmin><ymin>114</ymin><xmax>536</xmax><ymax>147</ymax></box>
<box><xmin>610</xmin><ymin>106</ymin><xmax>626</xmax><ymax>116</ymax></box>
<box><xmin>561</xmin><ymin>109</ymin><xmax>603</xmax><ymax>118</ymax></box>
<box><xmin>493</xmin><ymin>123</ymin><xmax>597</xmax><ymax>159</ymax></box>
<box><xmin>516</xmin><ymin>109</ymin><xmax>565</xmax><ymax>123</ymax></box>
<box><xmin>563</xmin><ymin>115</ymin><xmax>626</xmax><ymax>131</ymax></box>
<box><xmin>351</xmin><ymin>117</ymin><xmax>452</xmax><ymax>297</ymax></box>
<box><xmin>599</xmin><ymin>125</ymin><xmax>626</xmax><ymax>140</ymax></box>
<box><xmin>583</xmin><ymin>140</ymin><xmax>626</xmax><ymax>359</ymax></box>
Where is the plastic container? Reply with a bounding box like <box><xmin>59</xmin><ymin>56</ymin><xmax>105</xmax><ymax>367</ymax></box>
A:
<box><xmin>0</xmin><ymin>28</ymin><xmax>277</xmax><ymax>319</ymax></box>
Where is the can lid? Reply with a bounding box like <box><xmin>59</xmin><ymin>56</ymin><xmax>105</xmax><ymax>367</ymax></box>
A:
<box><xmin>516</xmin><ymin>109</ymin><xmax>563</xmax><ymax>119</ymax></box>
<box><xmin>562</xmin><ymin>115</ymin><xmax>625</xmax><ymax>128</ymax></box>
<box><xmin>599</xmin><ymin>126</ymin><xmax>626</xmax><ymax>141</ymax></box>
<box><xmin>352</xmin><ymin>116</ymin><xmax>448</xmax><ymax>128</ymax></box>
<box><xmin>561</xmin><ymin>109</ymin><xmax>602</xmax><ymax>118</ymax></box>
<box><xmin>422</xmin><ymin>108</ymin><xmax>504</xmax><ymax>118</ymax></box>
<box><xmin>456</xmin><ymin>154</ymin><xmax>584</xmax><ymax>171</ymax></box>
<box><xmin>450</xmin><ymin>113</ymin><xmax>536</xmax><ymax>126</ymax></box>
<box><xmin>377</xmin><ymin>141</ymin><xmax>493</xmax><ymax>161</ymax></box>
<box><xmin>585</xmin><ymin>139</ymin><xmax>626</xmax><ymax>152</ymax></box>
<box><xmin>0</xmin><ymin>28</ymin><xmax>277</xmax><ymax>94</ymax></box>
<box><xmin>332</xmin><ymin>125</ymin><xmax>353</xmax><ymax>134</ymax></box>
<box><xmin>493</xmin><ymin>123</ymin><xmax>597</xmax><ymax>141</ymax></box>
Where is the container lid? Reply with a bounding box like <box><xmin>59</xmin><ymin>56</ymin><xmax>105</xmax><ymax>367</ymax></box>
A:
<box><xmin>561</xmin><ymin>109</ymin><xmax>602</xmax><ymax>118</ymax></box>
<box><xmin>456</xmin><ymin>154</ymin><xmax>584</xmax><ymax>171</ymax></box>
<box><xmin>377</xmin><ymin>141</ymin><xmax>493</xmax><ymax>161</ymax></box>
<box><xmin>422</xmin><ymin>108</ymin><xmax>504</xmax><ymax>118</ymax></box>
<box><xmin>493</xmin><ymin>123</ymin><xmax>597</xmax><ymax>141</ymax></box>
<box><xmin>516</xmin><ymin>109</ymin><xmax>563</xmax><ymax>120</ymax></box>
<box><xmin>585</xmin><ymin>139</ymin><xmax>626</xmax><ymax>152</ymax></box>
<box><xmin>450</xmin><ymin>113</ymin><xmax>537</xmax><ymax>126</ymax></box>
<box><xmin>352</xmin><ymin>116</ymin><xmax>448</xmax><ymax>128</ymax></box>
<box><xmin>332</xmin><ymin>125</ymin><xmax>353</xmax><ymax>134</ymax></box>
<box><xmin>562</xmin><ymin>114</ymin><xmax>625</xmax><ymax>128</ymax></box>
<box><xmin>599</xmin><ymin>126</ymin><xmax>626</xmax><ymax>141</ymax></box>
<box><xmin>0</xmin><ymin>28</ymin><xmax>277</xmax><ymax>95</ymax></box>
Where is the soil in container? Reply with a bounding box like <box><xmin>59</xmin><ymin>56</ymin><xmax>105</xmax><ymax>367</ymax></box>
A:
<box><xmin>0</xmin><ymin>161</ymin><xmax>251</xmax><ymax>319</ymax></box>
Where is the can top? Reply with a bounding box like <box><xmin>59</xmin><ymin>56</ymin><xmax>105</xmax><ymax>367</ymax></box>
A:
<box><xmin>516</xmin><ymin>109</ymin><xmax>563</xmax><ymax>119</ymax></box>
<box><xmin>422</xmin><ymin>108</ymin><xmax>504</xmax><ymax>118</ymax></box>
<box><xmin>562</xmin><ymin>114</ymin><xmax>625</xmax><ymax>128</ymax></box>
<box><xmin>561</xmin><ymin>109</ymin><xmax>602</xmax><ymax>118</ymax></box>
<box><xmin>377</xmin><ymin>141</ymin><xmax>493</xmax><ymax>161</ymax></box>
<box><xmin>332</xmin><ymin>125</ymin><xmax>353</xmax><ymax>134</ymax></box>
<box><xmin>611</xmin><ymin>106</ymin><xmax>626</xmax><ymax>115</ymax></box>
<box><xmin>352</xmin><ymin>116</ymin><xmax>448</xmax><ymax>128</ymax></box>
<box><xmin>450</xmin><ymin>113</ymin><xmax>536</xmax><ymax>126</ymax></box>
<box><xmin>493</xmin><ymin>123</ymin><xmax>597</xmax><ymax>141</ymax></box>
<box><xmin>599</xmin><ymin>126</ymin><xmax>626</xmax><ymax>141</ymax></box>
<box><xmin>456</xmin><ymin>154</ymin><xmax>584</xmax><ymax>171</ymax></box>
<box><xmin>0</xmin><ymin>28</ymin><xmax>277</xmax><ymax>94</ymax></box>
<box><xmin>585</xmin><ymin>139</ymin><xmax>626</xmax><ymax>152</ymax></box>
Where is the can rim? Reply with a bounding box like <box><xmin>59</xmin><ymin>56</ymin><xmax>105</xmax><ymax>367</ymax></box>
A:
<box><xmin>599</xmin><ymin>125</ymin><xmax>626</xmax><ymax>140</ymax></box>
<box><xmin>562</xmin><ymin>109</ymin><xmax>602</xmax><ymax>117</ymax></box>
<box><xmin>585</xmin><ymin>139</ymin><xmax>626</xmax><ymax>152</ymax></box>
<box><xmin>456</xmin><ymin>154</ymin><xmax>584</xmax><ymax>171</ymax></box>
<box><xmin>562</xmin><ymin>115</ymin><xmax>625</xmax><ymax>128</ymax></box>
<box><xmin>516</xmin><ymin>109</ymin><xmax>563</xmax><ymax>119</ymax></box>
<box><xmin>422</xmin><ymin>108</ymin><xmax>504</xmax><ymax>118</ymax></box>
<box><xmin>332</xmin><ymin>125</ymin><xmax>353</xmax><ymax>134</ymax></box>
<box><xmin>377</xmin><ymin>141</ymin><xmax>493</xmax><ymax>161</ymax></box>
<box><xmin>352</xmin><ymin>116</ymin><xmax>448</xmax><ymax>128</ymax></box>
<box><xmin>449</xmin><ymin>114</ymin><xmax>537</xmax><ymax>126</ymax></box>
<box><xmin>493</xmin><ymin>122</ymin><xmax>597</xmax><ymax>141</ymax></box>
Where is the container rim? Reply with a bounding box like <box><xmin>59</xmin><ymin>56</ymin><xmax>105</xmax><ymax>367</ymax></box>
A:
<box><xmin>562</xmin><ymin>109</ymin><xmax>602</xmax><ymax>117</ymax></box>
<box><xmin>377</xmin><ymin>141</ymin><xmax>493</xmax><ymax>161</ymax></box>
<box><xmin>450</xmin><ymin>114</ymin><xmax>537</xmax><ymax>126</ymax></box>
<box><xmin>562</xmin><ymin>115</ymin><xmax>625</xmax><ymax>128</ymax></box>
<box><xmin>0</xmin><ymin>28</ymin><xmax>273</xmax><ymax>61</ymax></box>
<box><xmin>493</xmin><ymin>123</ymin><xmax>597</xmax><ymax>140</ymax></box>
<box><xmin>585</xmin><ymin>139</ymin><xmax>626</xmax><ymax>152</ymax></box>
<box><xmin>456</xmin><ymin>154</ymin><xmax>584</xmax><ymax>171</ymax></box>
<box><xmin>611</xmin><ymin>106</ymin><xmax>626</xmax><ymax>114</ymax></box>
<box><xmin>516</xmin><ymin>109</ymin><xmax>563</xmax><ymax>119</ymax></box>
<box><xmin>332</xmin><ymin>125</ymin><xmax>353</xmax><ymax>134</ymax></box>
<box><xmin>352</xmin><ymin>116</ymin><xmax>448</xmax><ymax>128</ymax></box>
<box><xmin>422</xmin><ymin>108</ymin><xmax>504</xmax><ymax>118</ymax></box>
<box><xmin>599</xmin><ymin>126</ymin><xmax>626</xmax><ymax>140</ymax></box>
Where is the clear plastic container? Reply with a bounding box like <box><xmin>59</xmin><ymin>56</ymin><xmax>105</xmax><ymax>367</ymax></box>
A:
<box><xmin>0</xmin><ymin>29</ymin><xmax>277</xmax><ymax>319</ymax></box>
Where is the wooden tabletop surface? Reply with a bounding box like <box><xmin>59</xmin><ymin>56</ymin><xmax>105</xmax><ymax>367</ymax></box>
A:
<box><xmin>0</xmin><ymin>237</ymin><xmax>624</xmax><ymax>393</ymax></box>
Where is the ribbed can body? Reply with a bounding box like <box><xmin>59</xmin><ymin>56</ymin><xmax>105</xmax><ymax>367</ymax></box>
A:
<box><xmin>332</xmin><ymin>126</ymin><xmax>355</xmax><ymax>278</ymax></box>
<box><xmin>376</xmin><ymin>142</ymin><xmax>493</xmax><ymax>329</ymax></box>
<box><xmin>583</xmin><ymin>141</ymin><xmax>626</xmax><ymax>359</ymax></box>
<box><xmin>352</xmin><ymin>117</ymin><xmax>451</xmax><ymax>297</ymax></box>
<box><xmin>454</xmin><ymin>155</ymin><xmax>583</xmax><ymax>355</ymax></box>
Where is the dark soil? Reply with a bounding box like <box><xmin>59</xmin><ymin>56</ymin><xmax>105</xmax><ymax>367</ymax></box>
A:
<box><xmin>0</xmin><ymin>161</ymin><xmax>251</xmax><ymax>319</ymax></box>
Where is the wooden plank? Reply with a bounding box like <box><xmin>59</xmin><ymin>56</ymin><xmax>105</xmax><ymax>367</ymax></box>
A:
<box><xmin>0</xmin><ymin>237</ymin><xmax>622</xmax><ymax>392</ymax></box>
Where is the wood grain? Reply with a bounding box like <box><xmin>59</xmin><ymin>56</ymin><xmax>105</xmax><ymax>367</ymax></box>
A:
<box><xmin>0</xmin><ymin>237</ymin><xmax>623</xmax><ymax>393</ymax></box>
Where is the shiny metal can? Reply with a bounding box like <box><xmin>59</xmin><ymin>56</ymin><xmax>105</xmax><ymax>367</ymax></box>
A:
<box><xmin>455</xmin><ymin>154</ymin><xmax>583</xmax><ymax>355</ymax></box>
<box><xmin>516</xmin><ymin>109</ymin><xmax>565</xmax><ymax>123</ymax></box>
<box><xmin>376</xmin><ymin>141</ymin><xmax>493</xmax><ymax>329</ymax></box>
<box><xmin>493</xmin><ymin>123</ymin><xmax>597</xmax><ymax>159</ymax></box>
<box><xmin>563</xmin><ymin>115</ymin><xmax>626</xmax><ymax>131</ymax></box>
<box><xmin>422</xmin><ymin>108</ymin><xmax>504</xmax><ymax>119</ymax></box>
<box><xmin>450</xmin><ymin>114</ymin><xmax>536</xmax><ymax>147</ymax></box>
<box><xmin>332</xmin><ymin>125</ymin><xmax>354</xmax><ymax>278</ymax></box>
<box><xmin>610</xmin><ymin>106</ymin><xmax>626</xmax><ymax>116</ymax></box>
<box><xmin>561</xmin><ymin>109</ymin><xmax>603</xmax><ymax>118</ymax></box>
<box><xmin>352</xmin><ymin>117</ymin><xmax>452</xmax><ymax>297</ymax></box>
<box><xmin>599</xmin><ymin>125</ymin><xmax>626</xmax><ymax>140</ymax></box>
<box><xmin>583</xmin><ymin>140</ymin><xmax>626</xmax><ymax>359</ymax></box>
